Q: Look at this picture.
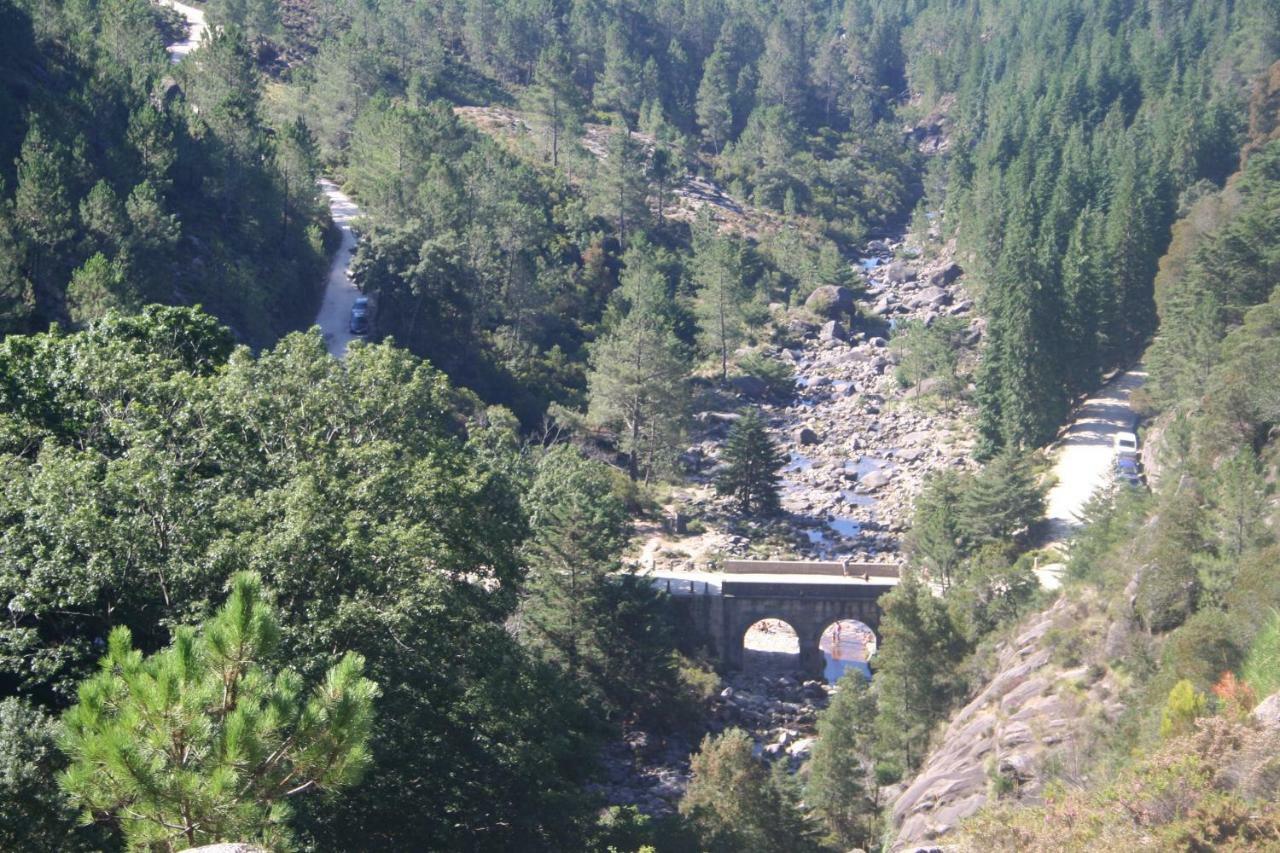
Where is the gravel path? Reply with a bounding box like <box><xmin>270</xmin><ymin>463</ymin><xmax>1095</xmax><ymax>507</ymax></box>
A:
<box><xmin>312</xmin><ymin>180</ymin><xmax>362</xmax><ymax>357</ymax></box>
<box><xmin>1042</xmin><ymin>366</ymin><xmax>1146</xmax><ymax>547</ymax></box>
<box><xmin>160</xmin><ymin>3</ymin><xmax>364</xmax><ymax>358</ymax></box>
<box><xmin>157</xmin><ymin>0</ymin><xmax>205</xmax><ymax>61</ymax></box>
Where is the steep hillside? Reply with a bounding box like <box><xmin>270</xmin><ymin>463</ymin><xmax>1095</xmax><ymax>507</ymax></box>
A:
<box><xmin>890</xmin><ymin>85</ymin><xmax>1280</xmax><ymax>852</ymax></box>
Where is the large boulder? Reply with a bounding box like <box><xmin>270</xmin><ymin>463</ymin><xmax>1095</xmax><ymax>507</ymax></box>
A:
<box><xmin>819</xmin><ymin>320</ymin><xmax>848</xmax><ymax>342</ymax></box>
<box><xmin>804</xmin><ymin>285</ymin><xmax>857</xmax><ymax>318</ymax></box>
<box><xmin>885</xmin><ymin>261</ymin><xmax>917</xmax><ymax>284</ymax></box>
<box><xmin>796</xmin><ymin>426</ymin><xmax>821</xmax><ymax>445</ymax></box>
<box><xmin>916</xmin><ymin>285</ymin><xmax>951</xmax><ymax>307</ymax></box>
<box><xmin>928</xmin><ymin>262</ymin><xmax>963</xmax><ymax>287</ymax></box>
<box><xmin>729</xmin><ymin>374</ymin><xmax>769</xmax><ymax>398</ymax></box>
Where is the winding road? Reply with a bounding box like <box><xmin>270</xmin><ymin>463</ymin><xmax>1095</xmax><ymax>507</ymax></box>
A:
<box><xmin>312</xmin><ymin>181</ymin><xmax>362</xmax><ymax>357</ymax></box>
<box><xmin>160</xmin><ymin>1</ymin><xmax>362</xmax><ymax>357</ymax></box>
<box><xmin>157</xmin><ymin>0</ymin><xmax>205</xmax><ymax>61</ymax></box>
<box><xmin>1037</xmin><ymin>366</ymin><xmax>1146</xmax><ymax>584</ymax></box>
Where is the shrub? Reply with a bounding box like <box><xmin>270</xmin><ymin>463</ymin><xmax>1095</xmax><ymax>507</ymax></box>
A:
<box><xmin>1159</xmin><ymin>679</ymin><xmax>1207</xmax><ymax>739</ymax></box>
<box><xmin>733</xmin><ymin>350</ymin><xmax>795</xmax><ymax>398</ymax></box>
<box><xmin>1242</xmin><ymin>611</ymin><xmax>1280</xmax><ymax>701</ymax></box>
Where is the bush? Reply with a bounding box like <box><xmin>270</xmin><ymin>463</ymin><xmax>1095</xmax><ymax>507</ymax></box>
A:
<box><xmin>1159</xmin><ymin>608</ymin><xmax>1246</xmax><ymax>691</ymax></box>
<box><xmin>733</xmin><ymin>350</ymin><xmax>795</xmax><ymax>398</ymax></box>
<box><xmin>1242</xmin><ymin>612</ymin><xmax>1280</xmax><ymax>701</ymax></box>
<box><xmin>1160</xmin><ymin>679</ymin><xmax>1208</xmax><ymax>739</ymax></box>
<box><xmin>1136</xmin><ymin>562</ymin><xmax>1198</xmax><ymax>633</ymax></box>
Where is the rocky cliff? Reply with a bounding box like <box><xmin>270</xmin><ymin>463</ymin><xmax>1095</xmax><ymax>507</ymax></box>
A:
<box><xmin>889</xmin><ymin>590</ymin><xmax>1127</xmax><ymax>850</ymax></box>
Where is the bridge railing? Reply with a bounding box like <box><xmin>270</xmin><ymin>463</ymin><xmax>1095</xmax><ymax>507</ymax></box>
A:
<box><xmin>722</xmin><ymin>559</ymin><xmax>900</xmax><ymax>579</ymax></box>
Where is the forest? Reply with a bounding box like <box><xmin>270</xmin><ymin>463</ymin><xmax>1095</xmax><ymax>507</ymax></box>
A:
<box><xmin>1</xmin><ymin>0</ymin><xmax>1279</xmax><ymax>849</ymax></box>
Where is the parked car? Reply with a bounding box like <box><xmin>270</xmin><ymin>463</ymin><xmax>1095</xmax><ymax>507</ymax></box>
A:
<box><xmin>1115</xmin><ymin>455</ymin><xmax>1142</xmax><ymax>487</ymax></box>
<box><xmin>1114</xmin><ymin>431</ymin><xmax>1139</xmax><ymax>457</ymax></box>
<box><xmin>350</xmin><ymin>296</ymin><xmax>371</xmax><ymax>335</ymax></box>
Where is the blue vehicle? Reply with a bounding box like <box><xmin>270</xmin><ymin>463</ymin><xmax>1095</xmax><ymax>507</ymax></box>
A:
<box><xmin>1115</xmin><ymin>455</ymin><xmax>1142</xmax><ymax>487</ymax></box>
<box><xmin>349</xmin><ymin>296</ymin><xmax>371</xmax><ymax>335</ymax></box>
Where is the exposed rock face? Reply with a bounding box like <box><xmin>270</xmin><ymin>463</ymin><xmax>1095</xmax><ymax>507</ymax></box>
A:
<box><xmin>805</xmin><ymin>285</ymin><xmax>857</xmax><ymax>318</ymax></box>
<box><xmin>890</xmin><ymin>592</ymin><xmax>1125</xmax><ymax>850</ymax></box>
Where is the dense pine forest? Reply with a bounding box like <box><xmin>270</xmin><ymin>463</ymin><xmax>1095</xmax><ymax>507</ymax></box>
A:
<box><xmin>1</xmin><ymin>0</ymin><xmax>1279</xmax><ymax>849</ymax></box>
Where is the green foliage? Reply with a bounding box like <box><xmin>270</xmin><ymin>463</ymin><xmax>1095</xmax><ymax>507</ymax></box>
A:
<box><xmin>805</xmin><ymin>675</ymin><xmax>878</xmax><ymax>850</ymax></box>
<box><xmin>906</xmin><ymin>470</ymin><xmax>966</xmax><ymax>588</ymax></box>
<box><xmin>1242</xmin><ymin>612</ymin><xmax>1280</xmax><ymax>701</ymax></box>
<box><xmin>907</xmin><ymin>452</ymin><xmax>1046</xmax><ymax>589</ymax></box>
<box><xmin>587</xmin><ymin>246</ymin><xmax>690</xmax><ymax>480</ymax></box>
<box><xmin>0</xmin><ymin>313</ymin><xmax>603</xmax><ymax>849</ymax></box>
<box><xmin>958</xmin><ymin>720</ymin><xmax>1280</xmax><ymax>852</ymax></box>
<box><xmin>733</xmin><ymin>350</ymin><xmax>795</xmax><ymax>399</ymax></box>
<box><xmin>0</xmin><ymin>0</ymin><xmax>326</xmax><ymax>344</ymax></box>
<box><xmin>872</xmin><ymin>573</ymin><xmax>967</xmax><ymax>771</ymax></box>
<box><xmin>679</xmin><ymin>727</ymin><xmax>823</xmax><ymax>853</ymax></box>
<box><xmin>1159</xmin><ymin>679</ymin><xmax>1208</xmax><ymax>739</ymax></box>
<box><xmin>890</xmin><ymin>317</ymin><xmax>965</xmax><ymax>404</ymax></box>
<box><xmin>59</xmin><ymin>572</ymin><xmax>379</xmax><ymax>850</ymax></box>
<box><xmin>0</xmin><ymin>698</ymin><xmax>105</xmax><ymax>851</ymax></box>
<box><xmin>691</xmin><ymin>214</ymin><xmax>751</xmax><ymax>380</ymax></box>
<box><xmin>521</xmin><ymin>445</ymin><xmax>685</xmax><ymax>726</ymax></box>
<box><xmin>715</xmin><ymin>409</ymin><xmax>784</xmax><ymax>516</ymax></box>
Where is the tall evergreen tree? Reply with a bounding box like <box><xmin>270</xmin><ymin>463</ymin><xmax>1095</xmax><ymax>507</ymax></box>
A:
<box><xmin>806</xmin><ymin>674</ymin><xmax>878</xmax><ymax>850</ymax></box>
<box><xmin>692</xmin><ymin>216</ymin><xmax>750</xmax><ymax>380</ymax></box>
<box><xmin>696</xmin><ymin>47</ymin><xmax>735</xmax><ymax>153</ymax></box>
<box><xmin>524</xmin><ymin>46</ymin><xmax>583</xmax><ymax>169</ymax></box>
<box><xmin>715</xmin><ymin>408</ymin><xmax>784</xmax><ymax>515</ymax></box>
<box><xmin>872</xmin><ymin>573</ymin><xmax>965</xmax><ymax>772</ymax></box>
<box><xmin>586</xmin><ymin>250</ymin><xmax>689</xmax><ymax>480</ymax></box>
<box><xmin>680</xmin><ymin>727</ymin><xmax>823</xmax><ymax>853</ymax></box>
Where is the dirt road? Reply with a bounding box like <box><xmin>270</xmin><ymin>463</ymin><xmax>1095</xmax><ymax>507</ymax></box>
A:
<box><xmin>1042</xmin><ymin>367</ymin><xmax>1146</xmax><ymax>548</ymax></box>
<box><xmin>157</xmin><ymin>0</ymin><xmax>205</xmax><ymax>61</ymax></box>
<box><xmin>312</xmin><ymin>181</ymin><xmax>362</xmax><ymax>357</ymax></box>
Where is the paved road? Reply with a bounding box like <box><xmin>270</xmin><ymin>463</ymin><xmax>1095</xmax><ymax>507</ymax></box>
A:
<box><xmin>313</xmin><ymin>181</ymin><xmax>362</xmax><ymax>357</ymax></box>
<box><xmin>1042</xmin><ymin>366</ymin><xmax>1146</xmax><ymax>547</ymax></box>
<box><xmin>157</xmin><ymin>0</ymin><xmax>205</xmax><ymax>61</ymax></box>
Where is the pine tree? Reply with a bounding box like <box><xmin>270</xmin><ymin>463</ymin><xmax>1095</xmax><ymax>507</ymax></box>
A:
<box><xmin>692</xmin><ymin>215</ymin><xmax>750</xmax><ymax>380</ymax></box>
<box><xmin>715</xmin><ymin>408</ymin><xmax>784</xmax><ymax>516</ymax></box>
<box><xmin>594</xmin><ymin>24</ymin><xmax>640</xmax><ymax>123</ymax></box>
<box><xmin>696</xmin><ymin>47</ymin><xmax>735</xmax><ymax>153</ymax></box>
<box><xmin>586</xmin><ymin>251</ymin><xmax>689</xmax><ymax>480</ymax></box>
<box><xmin>524</xmin><ymin>46</ymin><xmax>583</xmax><ymax>169</ymax></box>
<box><xmin>872</xmin><ymin>573</ymin><xmax>965</xmax><ymax>772</ymax></box>
<box><xmin>592</xmin><ymin>128</ymin><xmax>649</xmax><ymax>251</ymax></box>
<box><xmin>521</xmin><ymin>445</ymin><xmax>630</xmax><ymax>680</ymax></box>
<box><xmin>65</xmin><ymin>253</ymin><xmax>134</xmax><ymax>326</ymax></box>
<box><xmin>907</xmin><ymin>470</ymin><xmax>966</xmax><ymax>589</ymax></box>
<box><xmin>680</xmin><ymin>728</ymin><xmax>823</xmax><ymax>853</ymax></box>
<box><xmin>805</xmin><ymin>674</ymin><xmax>878</xmax><ymax>849</ymax></box>
<box><xmin>756</xmin><ymin>17</ymin><xmax>806</xmax><ymax>121</ymax></box>
<box><xmin>59</xmin><ymin>573</ymin><xmax>379</xmax><ymax>850</ymax></box>
<box><xmin>12</xmin><ymin>123</ymin><xmax>74</xmax><ymax>310</ymax></box>
<box><xmin>957</xmin><ymin>450</ymin><xmax>1045</xmax><ymax>549</ymax></box>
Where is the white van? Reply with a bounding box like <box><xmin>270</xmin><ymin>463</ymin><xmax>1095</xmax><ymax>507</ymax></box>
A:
<box><xmin>1114</xmin><ymin>431</ymin><xmax>1138</xmax><ymax>457</ymax></box>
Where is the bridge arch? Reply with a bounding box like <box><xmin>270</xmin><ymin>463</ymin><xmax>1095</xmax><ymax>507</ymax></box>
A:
<box><xmin>817</xmin><ymin>619</ymin><xmax>877</xmax><ymax>683</ymax></box>
<box><xmin>741</xmin><ymin>617</ymin><xmax>801</xmax><ymax>671</ymax></box>
<box><xmin>658</xmin><ymin>560</ymin><xmax>899</xmax><ymax>676</ymax></box>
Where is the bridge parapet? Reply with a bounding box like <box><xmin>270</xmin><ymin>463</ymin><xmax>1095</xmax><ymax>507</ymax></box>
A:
<box><xmin>722</xmin><ymin>559</ymin><xmax>900</xmax><ymax>579</ymax></box>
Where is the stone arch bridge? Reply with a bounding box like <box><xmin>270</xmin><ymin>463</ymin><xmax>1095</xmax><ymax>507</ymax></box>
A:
<box><xmin>656</xmin><ymin>560</ymin><xmax>900</xmax><ymax>677</ymax></box>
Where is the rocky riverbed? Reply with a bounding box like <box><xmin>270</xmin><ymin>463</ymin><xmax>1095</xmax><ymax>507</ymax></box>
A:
<box><xmin>638</xmin><ymin>238</ymin><xmax>981</xmax><ymax>570</ymax></box>
<box><xmin>591</xmin><ymin>667</ymin><xmax>842</xmax><ymax>817</ymax></box>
